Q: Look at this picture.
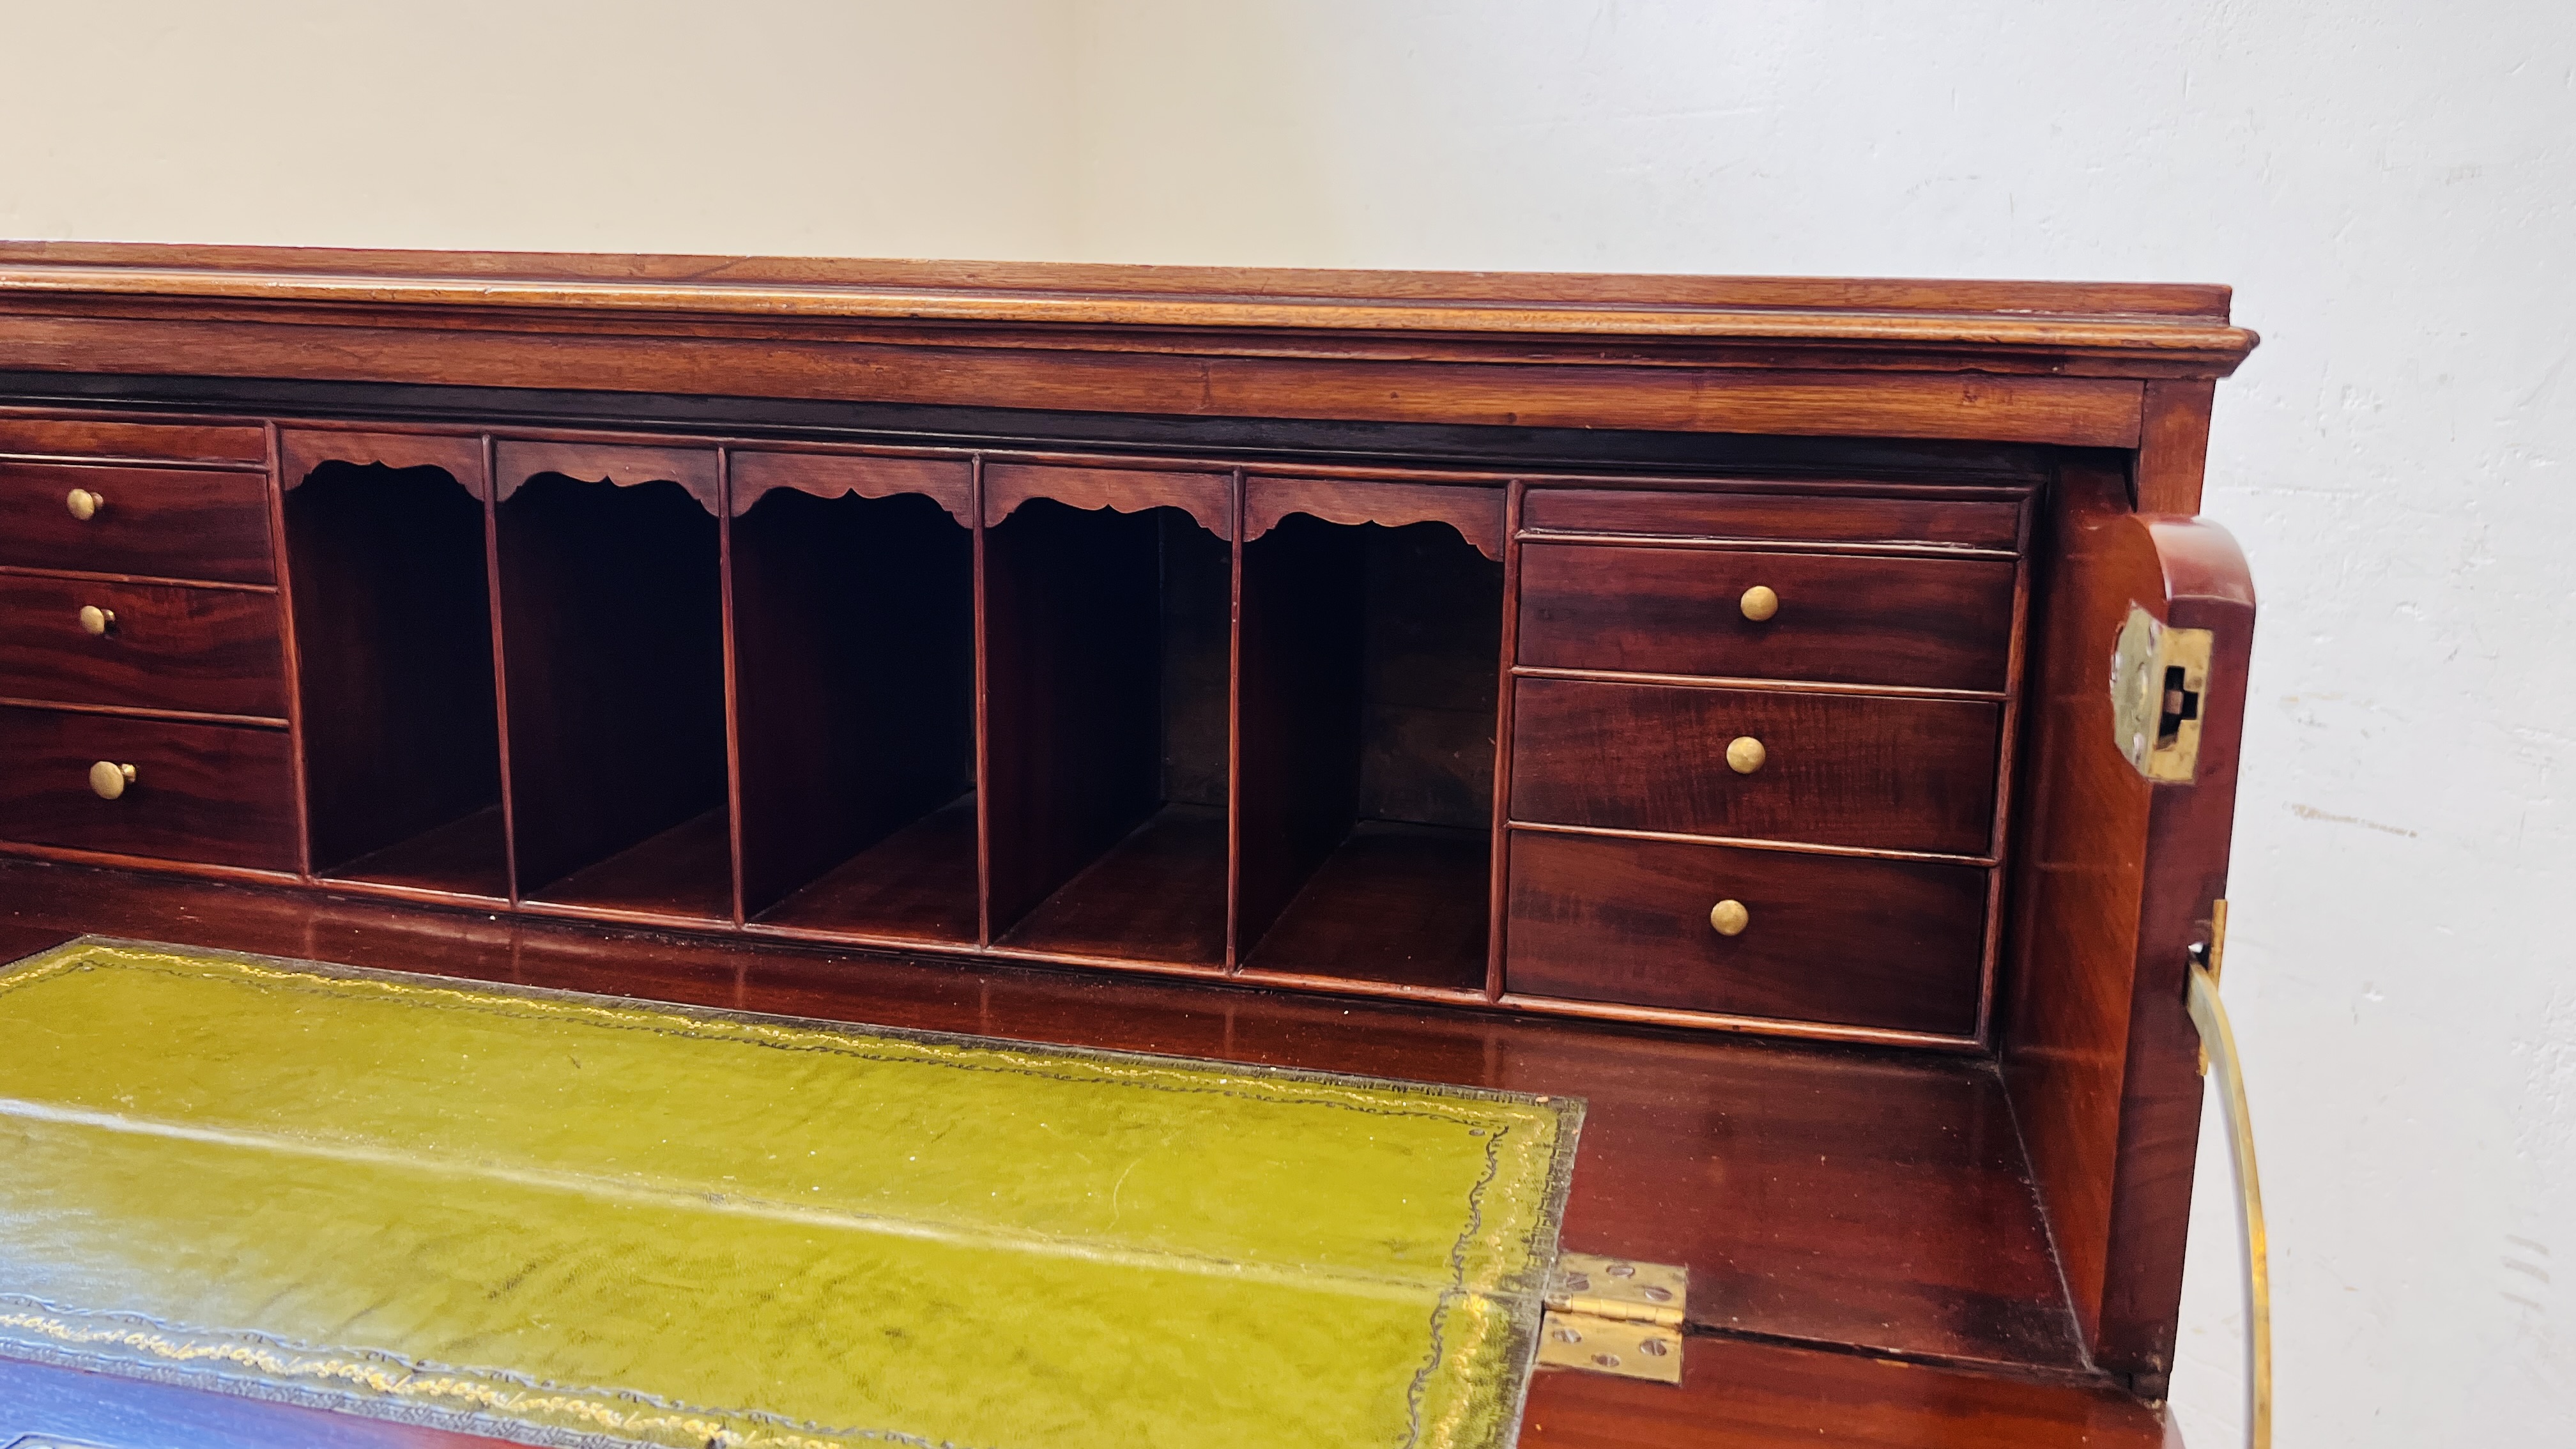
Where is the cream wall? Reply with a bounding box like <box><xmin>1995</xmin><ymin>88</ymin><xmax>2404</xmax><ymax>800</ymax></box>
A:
<box><xmin>7</xmin><ymin>3</ymin><xmax>2573</xmax><ymax>1444</ymax></box>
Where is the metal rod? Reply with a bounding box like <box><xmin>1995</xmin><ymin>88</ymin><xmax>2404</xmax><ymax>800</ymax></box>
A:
<box><xmin>2187</xmin><ymin>957</ymin><xmax>2271</xmax><ymax>1449</ymax></box>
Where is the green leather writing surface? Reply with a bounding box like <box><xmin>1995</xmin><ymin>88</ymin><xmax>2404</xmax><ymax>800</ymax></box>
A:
<box><xmin>0</xmin><ymin>939</ymin><xmax>1579</xmax><ymax>1448</ymax></box>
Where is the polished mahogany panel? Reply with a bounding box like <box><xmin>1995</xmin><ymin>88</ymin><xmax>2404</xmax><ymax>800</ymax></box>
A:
<box><xmin>2000</xmin><ymin>464</ymin><xmax>2256</xmax><ymax>1383</ymax></box>
<box><xmin>0</xmin><ymin>461</ymin><xmax>275</xmax><ymax>583</ymax></box>
<box><xmin>1521</xmin><ymin>1337</ymin><xmax>2171</xmax><ymax>1449</ymax></box>
<box><xmin>1521</xmin><ymin>487</ymin><xmax>2023</xmax><ymax>550</ymax></box>
<box><xmin>1243</xmin><ymin>475</ymin><xmax>1505</xmax><ymax>560</ymax></box>
<box><xmin>1239</xmin><ymin>820</ymin><xmax>1491</xmax><ymax>991</ymax></box>
<box><xmin>982</xmin><ymin>462</ymin><xmax>1234</xmax><ymax>537</ymax></box>
<box><xmin>1510</xmin><ymin>677</ymin><xmax>2002</xmax><ymax>855</ymax></box>
<box><xmin>728</xmin><ymin>448</ymin><xmax>972</xmax><ymax>523</ymax></box>
<box><xmin>492</xmin><ymin>440</ymin><xmax>721</xmax><ymax>513</ymax></box>
<box><xmin>0</xmin><ymin>413</ymin><xmax>268</xmax><ymax>465</ymax></box>
<box><xmin>1505</xmin><ymin>828</ymin><xmax>1986</xmax><ymax>1034</ymax></box>
<box><xmin>1519</xmin><ymin>542</ymin><xmax>2016</xmax><ymax>691</ymax></box>
<box><xmin>0</xmin><ymin>705</ymin><xmax>295</xmax><ymax>870</ymax></box>
<box><xmin>0</xmin><ymin>571</ymin><xmax>285</xmax><ymax>718</ymax></box>
<box><xmin>758</xmin><ymin>795</ymin><xmax>980</xmax><ymax>946</ymax></box>
<box><xmin>281</xmin><ymin>429</ymin><xmax>486</xmax><ymax>500</ymax></box>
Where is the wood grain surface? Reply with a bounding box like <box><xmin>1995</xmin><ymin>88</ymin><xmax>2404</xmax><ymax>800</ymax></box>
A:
<box><xmin>0</xmin><ymin>411</ymin><xmax>268</xmax><ymax>465</ymax></box>
<box><xmin>1998</xmin><ymin>463</ymin><xmax>2256</xmax><ymax>1386</ymax></box>
<box><xmin>1518</xmin><ymin>543</ymin><xmax>2016</xmax><ymax>691</ymax></box>
<box><xmin>1505</xmin><ymin>828</ymin><xmax>1986</xmax><ymax>1034</ymax></box>
<box><xmin>0</xmin><ymin>460</ymin><xmax>275</xmax><ymax>583</ymax></box>
<box><xmin>729</xmin><ymin>448</ymin><xmax>973</xmax><ymax>523</ymax></box>
<box><xmin>983</xmin><ymin>462</ymin><xmax>1234</xmax><ymax>537</ymax></box>
<box><xmin>0</xmin><ymin>571</ymin><xmax>286</xmax><ymax>718</ymax></box>
<box><xmin>1509</xmin><ymin>677</ymin><xmax>2002</xmax><ymax>855</ymax></box>
<box><xmin>0</xmin><ymin>705</ymin><xmax>295</xmax><ymax>870</ymax></box>
<box><xmin>1521</xmin><ymin>487</ymin><xmax>2025</xmax><ymax>551</ymax></box>
<box><xmin>1243</xmin><ymin>475</ymin><xmax>1506</xmax><ymax>559</ymax></box>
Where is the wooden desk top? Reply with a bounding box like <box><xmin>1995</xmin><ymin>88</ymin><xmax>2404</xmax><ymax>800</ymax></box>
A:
<box><xmin>0</xmin><ymin>859</ymin><xmax>2175</xmax><ymax>1448</ymax></box>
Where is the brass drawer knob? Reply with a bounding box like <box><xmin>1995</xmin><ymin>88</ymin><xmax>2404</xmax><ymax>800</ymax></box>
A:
<box><xmin>1738</xmin><ymin>585</ymin><xmax>1779</xmax><ymax>622</ymax></box>
<box><xmin>78</xmin><ymin>604</ymin><xmax>116</xmax><ymax>636</ymax></box>
<box><xmin>89</xmin><ymin>760</ymin><xmax>137</xmax><ymax>800</ymax></box>
<box><xmin>65</xmin><ymin>487</ymin><xmax>104</xmax><ymax>521</ymax></box>
<box><xmin>1708</xmin><ymin>900</ymin><xmax>1750</xmax><ymax>936</ymax></box>
<box><xmin>1726</xmin><ymin>735</ymin><xmax>1767</xmax><ymax>774</ymax></box>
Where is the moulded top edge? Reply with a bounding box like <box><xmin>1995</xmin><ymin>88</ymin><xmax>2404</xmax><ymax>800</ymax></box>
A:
<box><xmin>0</xmin><ymin>242</ymin><xmax>2258</xmax><ymax>367</ymax></box>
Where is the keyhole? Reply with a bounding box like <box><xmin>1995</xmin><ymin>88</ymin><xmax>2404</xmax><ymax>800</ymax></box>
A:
<box><xmin>2156</xmin><ymin>665</ymin><xmax>2200</xmax><ymax>751</ymax></box>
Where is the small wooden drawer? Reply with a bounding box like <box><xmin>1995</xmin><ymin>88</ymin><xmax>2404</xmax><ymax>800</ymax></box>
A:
<box><xmin>0</xmin><ymin>705</ymin><xmax>297</xmax><ymax>870</ymax></box>
<box><xmin>0</xmin><ymin>416</ymin><xmax>268</xmax><ymax>466</ymax></box>
<box><xmin>0</xmin><ymin>462</ymin><xmax>275</xmax><ymax>583</ymax></box>
<box><xmin>1521</xmin><ymin>487</ymin><xmax>2023</xmax><ymax>551</ymax></box>
<box><xmin>1509</xmin><ymin>677</ymin><xmax>2000</xmax><ymax>856</ymax></box>
<box><xmin>0</xmin><ymin>574</ymin><xmax>286</xmax><ymax>718</ymax></box>
<box><xmin>1519</xmin><ymin>543</ymin><xmax>2016</xmax><ymax>691</ymax></box>
<box><xmin>1504</xmin><ymin>829</ymin><xmax>1986</xmax><ymax>1035</ymax></box>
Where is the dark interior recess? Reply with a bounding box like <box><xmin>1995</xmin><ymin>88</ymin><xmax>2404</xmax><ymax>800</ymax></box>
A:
<box><xmin>735</xmin><ymin>489</ymin><xmax>977</xmax><ymax>942</ymax></box>
<box><xmin>284</xmin><ymin>461</ymin><xmax>506</xmax><ymax>896</ymax></box>
<box><xmin>984</xmin><ymin>500</ymin><xmax>1232</xmax><ymax>965</ymax></box>
<box><xmin>496</xmin><ymin>471</ymin><xmax>729</xmax><ymax>917</ymax></box>
<box><xmin>1238</xmin><ymin>516</ymin><xmax>1502</xmax><ymax>988</ymax></box>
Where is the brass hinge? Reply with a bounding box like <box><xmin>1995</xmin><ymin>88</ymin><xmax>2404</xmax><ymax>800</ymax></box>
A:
<box><xmin>2112</xmin><ymin>603</ymin><xmax>2215</xmax><ymax>783</ymax></box>
<box><xmin>1536</xmin><ymin>1252</ymin><xmax>1688</xmax><ymax>1384</ymax></box>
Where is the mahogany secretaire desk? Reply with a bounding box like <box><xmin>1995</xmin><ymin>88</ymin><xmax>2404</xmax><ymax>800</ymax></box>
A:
<box><xmin>0</xmin><ymin>244</ymin><xmax>2258</xmax><ymax>1448</ymax></box>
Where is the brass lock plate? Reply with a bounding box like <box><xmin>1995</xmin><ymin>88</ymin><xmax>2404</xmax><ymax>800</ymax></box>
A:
<box><xmin>2112</xmin><ymin>604</ymin><xmax>2214</xmax><ymax>783</ymax></box>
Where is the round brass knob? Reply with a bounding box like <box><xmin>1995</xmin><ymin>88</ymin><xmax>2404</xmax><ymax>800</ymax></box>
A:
<box><xmin>65</xmin><ymin>487</ymin><xmax>103</xmax><ymax>521</ymax></box>
<box><xmin>1726</xmin><ymin>735</ymin><xmax>1767</xmax><ymax>774</ymax></box>
<box><xmin>1739</xmin><ymin>585</ymin><xmax>1779</xmax><ymax>622</ymax></box>
<box><xmin>1709</xmin><ymin>900</ymin><xmax>1750</xmax><ymax>936</ymax></box>
<box><xmin>77</xmin><ymin>604</ymin><xmax>116</xmax><ymax>636</ymax></box>
<box><xmin>88</xmin><ymin>760</ymin><xmax>137</xmax><ymax>800</ymax></box>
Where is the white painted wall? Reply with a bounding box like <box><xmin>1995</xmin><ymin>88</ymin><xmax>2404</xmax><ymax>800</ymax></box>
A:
<box><xmin>6</xmin><ymin>3</ymin><xmax>2571</xmax><ymax>1442</ymax></box>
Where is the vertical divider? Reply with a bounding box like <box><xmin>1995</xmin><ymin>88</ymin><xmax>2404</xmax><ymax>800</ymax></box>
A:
<box><xmin>263</xmin><ymin>420</ymin><xmax>314</xmax><ymax>880</ymax></box>
<box><xmin>1485</xmin><ymin>479</ymin><xmax>1526</xmax><ymax>1000</ymax></box>
<box><xmin>1974</xmin><ymin>488</ymin><xmax>2041</xmax><ymax>1045</ymax></box>
<box><xmin>970</xmin><ymin>454</ymin><xmax>992</xmax><ymax>948</ymax></box>
<box><xmin>719</xmin><ymin>446</ymin><xmax>746</xmax><ymax>927</ymax></box>
<box><xmin>482</xmin><ymin>434</ymin><xmax>520</xmax><ymax>906</ymax></box>
<box><xmin>1223</xmin><ymin>467</ymin><xmax>1245</xmax><ymax>973</ymax></box>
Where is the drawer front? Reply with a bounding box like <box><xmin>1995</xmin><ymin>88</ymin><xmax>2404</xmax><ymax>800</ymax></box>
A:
<box><xmin>0</xmin><ymin>575</ymin><xmax>286</xmax><ymax>718</ymax></box>
<box><xmin>1509</xmin><ymin>677</ymin><xmax>2000</xmax><ymax>855</ymax></box>
<box><xmin>1505</xmin><ymin>829</ymin><xmax>1986</xmax><ymax>1034</ymax></box>
<box><xmin>0</xmin><ymin>417</ymin><xmax>268</xmax><ymax>466</ymax></box>
<box><xmin>1521</xmin><ymin>487</ymin><xmax>2023</xmax><ymax>551</ymax></box>
<box><xmin>0</xmin><ymin>706</ymin><xmax>297</xmax><ymax>870</ymax></box>
<box><xmin>0</xmin><ymin>463</ymin><xmax>275</xmax><ymax>583</ymax></box>
<box><xmin>1519</xmin><ymin>544</ymin><xmax>2016</xmax><ymax>691</ymax></box>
